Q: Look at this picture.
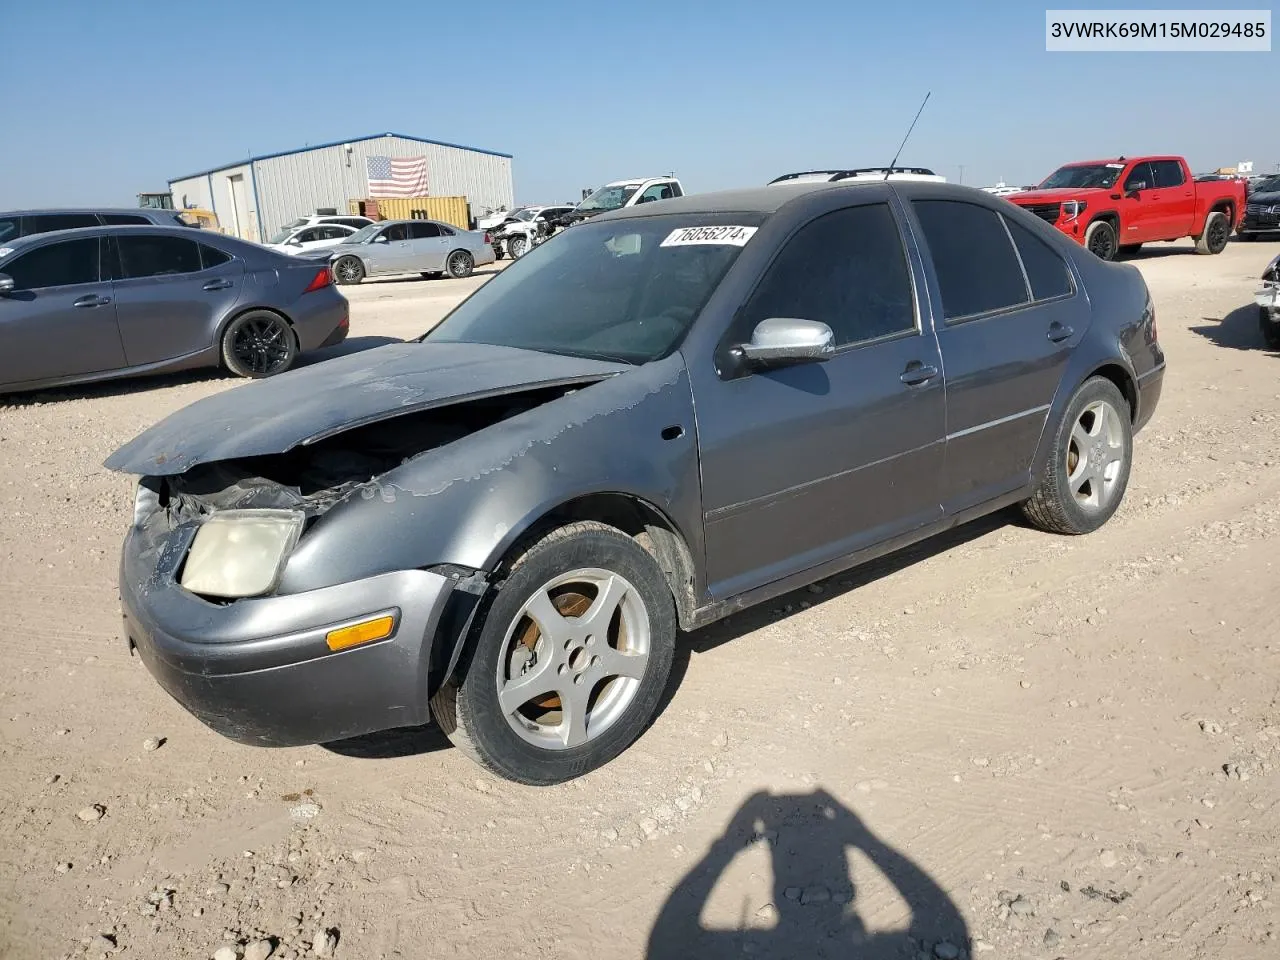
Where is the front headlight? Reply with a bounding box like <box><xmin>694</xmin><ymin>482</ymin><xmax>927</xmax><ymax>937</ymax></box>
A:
<box><xmin>1062</xmin><ymin>200</ymin><xmax>1088</xmax><ymax>220</ymax></box>
<box><xmin>180</xmin><ymin>509</ymin><xmax>304</xmax><ymax>599</ymax></box>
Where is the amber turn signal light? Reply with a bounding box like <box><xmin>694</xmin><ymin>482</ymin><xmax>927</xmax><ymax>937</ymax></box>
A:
<box><xmin>325</xmin><ymin>615</ymin><xmax>395</xmax><ymax>652</ymax></box>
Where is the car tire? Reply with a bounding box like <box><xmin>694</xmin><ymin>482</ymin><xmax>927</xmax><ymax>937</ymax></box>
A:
<box><xmin>429</xmin><ymin>521</ymin><xmax>677</xmax><ymax>785</ymax></box>
<box><xmin>333</xmin><ymin>256</ymin><xmax>365</xmax><ymax>285</ymax></box>
<box><xmin>420</xmin><ymin>271</ymin><xmax>443</xmax><ymax>280</ymax></box>
<box><xmin>1084</xmin><ymin>220</ymin><xmax>1118</xmax><ymax>261</ymax></box>
<box><xmin>446</xmin><ymin>250</ymin><xmax>474</xmax><ymax>279</ymax></box>
<box><xmin>508</xmin><ymin>236</ymin><xmax>528</xmax><ymax>259</ymax></box>
<box><xmin>1261</xmin><ymin>307</ymin><xmax>1280</xmax><ymax>350</ymax></box>
<box><xmin>1021</xmin><ymin>376</ymin><xmax>1133</xmax><ymax>535</ymax></box>
<box><xmin>220</xmin><ymin>311</ymin><xmax>299</xmax><ymax>379</ymax></box>
<box><xmin>1195</xmin><ymin>211</ymin><xmax>1231</xmax><ymax>255</ymax></box>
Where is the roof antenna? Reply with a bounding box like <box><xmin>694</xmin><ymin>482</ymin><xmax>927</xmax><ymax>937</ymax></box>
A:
<box><xmin>885</xmin><ymin>91</ymin><xmax>931</xmax><ymax>180</ymax></box>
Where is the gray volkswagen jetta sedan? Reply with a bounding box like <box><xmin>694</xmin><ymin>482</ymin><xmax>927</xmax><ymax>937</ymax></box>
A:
<box><xmin>107</xmin><ymin>180</ymin><xmax>1165</xmax><ymax>784</ymax></box>
<box><xmin>0</xmin><ymin>225</ymin><xmax>349</xmax><ymax>393</ymax></box>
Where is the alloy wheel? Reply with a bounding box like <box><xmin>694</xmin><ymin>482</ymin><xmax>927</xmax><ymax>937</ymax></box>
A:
<box><xmin>495</xmin><ymin>568</ymin><xmax>650</xmax><ymax>750</ymax></box>
<box><xmin>1065</xmin><ymin>399</ymin><xmax>1125</xmax><ymax>512</ymax></box>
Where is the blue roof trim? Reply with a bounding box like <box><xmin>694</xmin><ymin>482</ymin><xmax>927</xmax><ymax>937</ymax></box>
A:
<box><xmin>168</xmin><ymin>131</ymin><xmax>513</xmax><ymax>184</ymax></box>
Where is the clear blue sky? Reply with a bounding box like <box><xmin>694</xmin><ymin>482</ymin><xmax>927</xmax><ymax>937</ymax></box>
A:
<box><xmin>1</xmin><ymin>0</ymin><xmax>1275</xmax><ymax>208</ymax></box>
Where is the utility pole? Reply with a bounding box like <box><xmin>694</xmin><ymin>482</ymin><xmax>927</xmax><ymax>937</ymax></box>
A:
<box><xmin>958</xmin><ymin>165</ymin><xmax>965</xmax><ymax>184</ymax></box>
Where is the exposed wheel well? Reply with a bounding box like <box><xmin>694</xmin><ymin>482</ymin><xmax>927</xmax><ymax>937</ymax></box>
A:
<box><xmin>1209</xmin><ymin>200</ymin><xmax>1235</xmax><ymax>222</ymax></box>
<box><xmin>1087</xmin><ymin>363</ymin><xmax>1138</xmax><ymax>423</ymax></box>
<box><xmin>1088</xmin><ymin>211</ymin><xmax>1119</xmax><ymax>230</ymax></box>
<box><xmin>504</xmin><ymin>493</ymin><xmax>699</xmax><ymax>630</ymax></box>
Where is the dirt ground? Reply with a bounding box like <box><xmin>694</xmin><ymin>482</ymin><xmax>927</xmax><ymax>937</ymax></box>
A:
<box><xmin>2</xmin><ymin>240</ymin><xmax>1279</xmax><ymax>960</ymax></box>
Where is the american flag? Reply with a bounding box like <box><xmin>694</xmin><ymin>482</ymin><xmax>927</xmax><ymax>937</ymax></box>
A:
<box><xmin>366</xmin><ymin>155</ymin><xmax>429</xmax><ymax>198</ymax></box>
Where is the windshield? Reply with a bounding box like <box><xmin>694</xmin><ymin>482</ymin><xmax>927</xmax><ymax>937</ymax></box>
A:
<box><xmin>340</xmin><ymin>224</ymin><xmax>381</xmax><ymax>244</ymax></box>
<box><xmin>1255</xmin><ymin>176</ymin><xmax>1280</xmax><ymax>194</ymax></box>
<box><xmin>1038</xmin><ymin>164</ymin><xmax>1124</xmax><ymax>190</ymax></box>
<box><xmin>424</xmin><ymin>213</ymin><xmax>762</xmax><ymax>363</ymax></box>
<box><xmin>0</xmin><ymin>217</ymin><xmax>18</xmax><ymax>243</ymax></box>
<box><xmin>269</xmin><ymin>228</ymin><xmax>295</xmax><ymax>244</ymax></box>
<box><xmin>511</xmin><ymin>209</ymin><xmax>536</xmax><ymax>221</ymax></box>
<box><xmin>577</xmin><ymin>184</ymin><xmax>640</xmax><ymax>212</ymax></box>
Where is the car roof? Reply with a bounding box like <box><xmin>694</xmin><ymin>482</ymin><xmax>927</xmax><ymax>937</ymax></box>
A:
<box><xmin>0</xmin><ymin>223</ymin><xmax>222</xmax><ymax>254</ymax></box>
<box><xmin>588</xmin><ymin>179</ymin><xmax>999</xmax><ymax>224</ymax></box>
<box><xmin>0</xmin><ymin>207</ymin><xmax>179</xmax><ymax>217</ymax></box>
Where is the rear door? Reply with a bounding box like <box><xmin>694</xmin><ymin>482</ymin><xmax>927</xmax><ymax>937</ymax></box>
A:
<box><xmin>1150</xmin><ymin>159</ymin><xmax>1195</xmax><ymax>238</ymax></box>
<box><xmin>0</xmin><ymin>235</ymin><xmax>126</xmax><ymax>387</ymax></box>
<box><xmin>110</xmin><ymin>233</ymin><xmax>244</xmax><ymax>365</ymax></box>
<box><xmin>406</xmin><ymin>221</ymin><xmax>447</xmax><ymax>271</ymax></box>
<box><xmin>906</xmin><ymin>198</ymin><xmax>1085</xmax><ymax>513</ymax></box>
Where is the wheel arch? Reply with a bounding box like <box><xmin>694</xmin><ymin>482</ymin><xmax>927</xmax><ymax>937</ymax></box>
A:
<box><xmin>488</xmin><ymin>491</ymin><xmax>700</xmax><ymax>631</ymax></box>
<box><xmin>1085</xmin><ymin>362</ymin><xmax>1139</xmax><ymax>424</ymax></box>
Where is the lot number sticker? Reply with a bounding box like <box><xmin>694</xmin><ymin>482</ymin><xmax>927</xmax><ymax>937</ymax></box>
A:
<box><xmin>660</xmin><ymin>225</ymin><xmax>757</xmax><ymax>247</ymax></box>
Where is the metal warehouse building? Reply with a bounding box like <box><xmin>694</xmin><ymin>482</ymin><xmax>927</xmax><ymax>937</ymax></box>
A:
<box><xmin>168</xmin><ymin>132</ymin><xmax>514</xmax><ymax>242</ymax></box>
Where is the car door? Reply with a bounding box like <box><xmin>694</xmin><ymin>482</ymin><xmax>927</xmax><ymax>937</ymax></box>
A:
<box><xmin>109</xmin><ymin>233</ymin><xmax>245</xmax><ymax>366</ymax></box>
<box><xmin>693</xmin><ymin>199</ymin><xmax>946</xmax><ymax>599</ymax></box>
<box><xmin>363</xmin><ymin>222</ymin><xmax>412</xmax><ymax>275</ymax></box>
<box><xmin>1117</xmin><ymin>161</ymin><xmax>1160</xmax><ymax>244</ymax></box>
<box><xmin>1150</xmin><ymin>159</ymin><xmax>1195</xmax><ymax>238</ymax></box>
<box><xmin>0</xmin><ymin>235</ymin><xmax>126</xmax><ymax>387</ymax></box>
<box><xmin>906</xmin><ymin>198</ymin><xmax>1086</xmax><ymax>513</ymax></box>
<box><xmin>406</xmin><ymin>221</ymin><xmax>447</xmax><ymax>271</ymax></box>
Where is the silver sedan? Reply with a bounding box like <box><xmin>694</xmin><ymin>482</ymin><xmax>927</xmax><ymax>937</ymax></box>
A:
<box><xmin>326</xmin><ymin>219</ymin><xmax>495</xmax><ymax>284</ymax></box>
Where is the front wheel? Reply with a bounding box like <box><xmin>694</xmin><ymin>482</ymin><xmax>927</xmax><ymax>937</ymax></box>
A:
<box><xmin>1195</xmin><ymin>211</ymin><xmax>1230</xmax><ymax>255</ymax></box>
<box><xmin>446</xmin><ymin>250</ymin><xmax>474</xmax><ymax>279</ymax></box>
<box><xmin>508</xmin><ymin>235</ymin><xmax>528</xmax><ymax>259</ymax></box>
<box><xmin>220</xmin><ymin>311</ymin><xmax>298</xmax><ymax>379</ymax></box>
<box><xmin>430</xmin><ymin>522</ymin><xmax>677</xmax><ymax>785</ymax></box>
<box><xmin>1021</xmin><ymin>377</ymin><xmax>1132</xmax><ymax>535</ymax></box>
<box><xmin>333</xmin><ymin>256</ymin><xmax>365</xmax><ymax>285</ymax></box>
<box><xmin>1085</xmin><ymin>220</ymin><xmax>1118</xmax><ymax>261</ymax></box>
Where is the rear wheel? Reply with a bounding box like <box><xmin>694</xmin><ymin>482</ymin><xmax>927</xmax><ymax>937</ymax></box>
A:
<box><xmin>220</xmin><ymin>311</ymin><xmax>298</xmax><ymax>379</ymax></box>
<box><xmin>1085</xmin><ymin>220</ymin><xmax>1118</xmax><ymax>261</ymax></box>
<box><xmin>430</xmin><ymin>522</ymin><xmax>677</xmax><ymax>785</ymax></box>
<box><xmin>1021</xmin><ymin>377</ymin><xmax>1132</xmax><ymax>535</ymax></box>
<box><xmin>1195</xmin><ymin>211</ymin><xmax>1231</xmax><ymax>254</ymax></box>
<box><xmin>1261</xmin><ymin>307</ymin><xmax>1280</xmax><ymax>350</ymax></box>
<box><xmin>333</xmin><ymin>256</ymin><xmax>365</xmax><ymax>285</ymax></box>
<box><xmin>446</xmin><ymin>250</ymin><xmax>474</xmax><ymax>279</ymax></box>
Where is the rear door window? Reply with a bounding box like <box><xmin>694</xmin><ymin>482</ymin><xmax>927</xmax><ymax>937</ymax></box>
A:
<box><xmin>409</xmin><ymin>221</ymin><xmax>442</xmax><ymax>239</ymax></box>
<box><xmin>3</xmin><ymin>238</ymin><xmax>100</xmax><ymax>289</ymax></box>
<box><xmin>1151</xmin><ymin>160</ymin><xmax>1186</xmax><ymax>188</ymax></box>
<box><xmin>101</xmin><ymin>214</ymin><xmax>150</xmax><ymax>225</ymax></box>
<box><xmin>383</xmin><ymin>224</ymin><xmax>410</xmax><ymax>242</ymax></box>
<box><xmin>911</xmin><ymin>199</ymin><xmax>1030</xmax><ymax>321</ymax></box>
<box><xmin>1004</xmin><ymin>217</ymin><xmax>1073</xmax><ymax>301</ymax></box>
<box><xmin>27</xmin><ymin>213</ymin><xmax>102</xmax><ymax>234</ymax></box>
<box><xmin>117</xmin><ymin>235</ymin><xmax>203</xmax><ymax>278</ymax></box>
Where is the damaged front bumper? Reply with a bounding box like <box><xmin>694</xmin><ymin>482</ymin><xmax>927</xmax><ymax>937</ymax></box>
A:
<box><xmin>1257</xmin><ymin>282</ymin><xmax>1280</xmax><ymax>319</ymax></box>
<box><xmin>120</xmin><ymin>507</ymin><xmax>460</xmax><ymax>747</ymax></box>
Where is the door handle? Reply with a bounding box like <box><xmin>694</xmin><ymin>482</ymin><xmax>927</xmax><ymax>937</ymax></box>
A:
<box><xmin>202</xmin><ymin>279</ymin><xmax>233</xmax><ymax>291</ymax></box>
<box><xmin>73</xmin><ymin>294</ymin><xmax>112</xmax><ymax>308</ymax></box>
<box><xmin>899</xmin><ymin>361</ymin><xmax>938</xmax><ymax>386</ymax></box>
<box><xmin>1047</xmin><ymin>322</ymin><xmax>1074</xmax><ymax>342</ymax></box>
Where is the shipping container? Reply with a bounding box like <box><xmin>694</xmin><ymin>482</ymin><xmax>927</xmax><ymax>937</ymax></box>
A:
<box><xmin>348</xmin><ymin>196</ymin><xmax>471</xmax><ymax>229</ymax></box>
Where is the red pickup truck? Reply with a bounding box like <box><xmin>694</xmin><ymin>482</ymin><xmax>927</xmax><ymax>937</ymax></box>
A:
<box><xmin>1008</xmin><ymin>156</ymin><xmax>1245</xmax><ymax>261</ymax></box>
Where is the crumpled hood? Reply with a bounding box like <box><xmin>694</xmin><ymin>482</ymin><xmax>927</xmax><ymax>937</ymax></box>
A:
<box><xmin>104</xmin><ymin>342</ymin><xmax>629</xmax><ymax>476</ymax></box>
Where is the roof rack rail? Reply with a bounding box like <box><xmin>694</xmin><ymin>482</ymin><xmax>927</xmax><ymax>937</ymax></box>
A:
<box><xmin>768</xmin><ymin>167</ymin><xmax>939</xmax><ymax>184</ymax></box>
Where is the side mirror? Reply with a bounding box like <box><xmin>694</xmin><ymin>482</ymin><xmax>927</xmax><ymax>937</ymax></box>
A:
<box><xmin>739</xmin><ymin>317</ymin><xmax>835</xmax><ymax>367</ymax></box>
<box><xmin>287</xmin><ymin>237</ymin><xmax>303</xmax><ymax>245</ymax></box>
<box><xmin>0</xmin><ymin>273</ymin><xmax>13</xmax><ymax>295</ymax></box>
<box><xmin>373</xmin><ymin>234</ymin><xmax>389</xmax><ymax>243</ymax></box>
<box><xmin>1126</xmin><ymin>181</ymin><xmax>1147</xmax><ymax>196</ymax></box>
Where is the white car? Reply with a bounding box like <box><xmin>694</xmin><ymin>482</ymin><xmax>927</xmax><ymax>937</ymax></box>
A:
<box><xmin>266</xmin><ymin>222</ymin><xmax>360</xmax><ymax>255</ymax></box>
<box><xmin>769</xmin><ymin>167</ymin><xmax>947</xmax><ymax>185</ymax></box>
<box><xmin>491</xmin><ymin>205</ymin><xmax>578</xmax><ymax>258</ymax></box>
<box><xmin>279</xmin><ymin>214</ymin><xmax>375</xmax><ymax>232</ymax></box>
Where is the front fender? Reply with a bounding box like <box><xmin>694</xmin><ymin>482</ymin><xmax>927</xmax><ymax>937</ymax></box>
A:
<box><xmin>275</xmin><ymin>353</ymin><xmax>704</xmax><ymax>594</ymax></box>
